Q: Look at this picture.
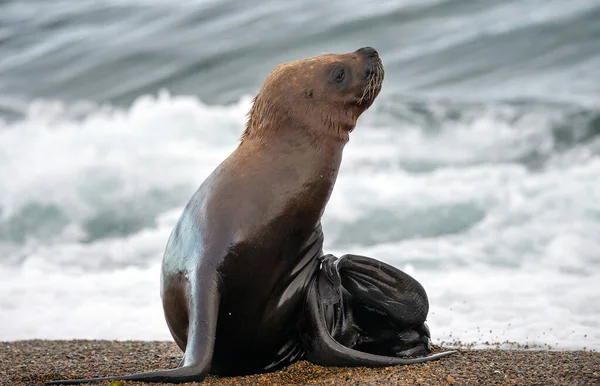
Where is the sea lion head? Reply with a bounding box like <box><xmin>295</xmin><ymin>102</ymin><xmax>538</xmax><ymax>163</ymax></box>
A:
<box><xmin>243</xmin><ymin>47</ymin><xmax>384</xmax><ymax>142</ymax></box>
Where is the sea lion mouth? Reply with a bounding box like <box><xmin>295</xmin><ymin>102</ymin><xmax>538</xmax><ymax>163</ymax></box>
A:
<box><xmin>358</xmin><ymin>57</ymin><xmax>384</xmax><ymax>107</ymax></box>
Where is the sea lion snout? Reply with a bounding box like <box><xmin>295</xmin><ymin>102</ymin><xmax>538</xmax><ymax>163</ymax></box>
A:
<box><xmin>355</xmin><ymin>48</ymin><xmax>384</xmax><ymax>108</ymax></box>
<box><xmin>355</xmin><ymin>46</ymin><xmax>379</xmax><ymax>59</ymax></box>
<box><xmin>354</xmin><ymin>46</ymin><xmax>383</xmax><ymax>80</ymax></box>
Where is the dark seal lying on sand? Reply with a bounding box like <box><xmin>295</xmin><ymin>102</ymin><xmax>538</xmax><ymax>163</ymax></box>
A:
<box><xmin>46</xmin><ymin>47</ymin><xmax>455</xmax><ymax>384</ymax></box>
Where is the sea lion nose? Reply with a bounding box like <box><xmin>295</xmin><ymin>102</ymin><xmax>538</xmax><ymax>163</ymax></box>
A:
<box><xmin>356</xmin><ymin>47</ymin><xmax>379</xmax><ymax>59</ymax></box>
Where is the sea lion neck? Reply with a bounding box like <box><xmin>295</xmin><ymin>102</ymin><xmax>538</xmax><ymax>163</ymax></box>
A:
<box><xmin>237</xmin><ymin>127</ymin><xmax>346</xmax><ymax>160</ymax></box>
<box><xmin>234</xmin><ymin>128</ymin><xmax>345</xmax><ymax>199</ymax></box>
<box><xmin>243</xmin><ymin>104</ymin><xmax>361</xmax><ymax>143</ymax></box>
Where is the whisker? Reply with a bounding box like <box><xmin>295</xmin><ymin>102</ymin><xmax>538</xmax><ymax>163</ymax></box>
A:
<box><xmin>358</xmin><ymin>61</ymin><xmax>384</xmax><ymax>105</ymax></box>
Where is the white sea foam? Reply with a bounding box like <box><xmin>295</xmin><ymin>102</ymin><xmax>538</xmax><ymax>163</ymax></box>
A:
<box><xmin>0</xmin><ymin>93</ymin><xmax>598</xmax><ymax>351</ymax></box>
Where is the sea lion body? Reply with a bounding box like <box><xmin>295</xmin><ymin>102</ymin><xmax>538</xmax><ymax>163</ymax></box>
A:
<box><xmin>162</xmin><ymin>137</ymin><xmax>340</xmax><ymax>375</ymax></box>
<box><xmin>46</xmin><ymin>47</ymin><xmax>455</xmax><ymax>385</ymax></box>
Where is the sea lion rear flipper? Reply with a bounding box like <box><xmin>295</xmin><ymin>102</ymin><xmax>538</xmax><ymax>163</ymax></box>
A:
<box><xmin>45</xmin><ymin>271</ymin><xmax>220</xmax><ymax>385</ymax></box>
<box><xmin>300</xmin><ymin>254</ymin><xmax>456</xmax><ymax>367</ymax></box>
<box><xmin>337</xmin><ymin>254</ymin><xmax>433</xmax><ymax>357</ymax></box>
<box><xmin>336</xmin><ymin>254</ymin><xmax>429</xmax><ymax>325</ymax></box>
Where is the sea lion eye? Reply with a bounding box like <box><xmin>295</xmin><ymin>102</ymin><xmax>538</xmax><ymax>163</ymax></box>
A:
<box><xmin>328</xmin><ymin>65</ymin><xmax>348</xmax><ymax>85</ymax></box>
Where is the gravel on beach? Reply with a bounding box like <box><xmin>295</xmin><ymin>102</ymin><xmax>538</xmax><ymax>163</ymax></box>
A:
<box><xmin>1</xmin><ymin>340</ymin><xmax>598</xmax><ymax>385</ymax></box>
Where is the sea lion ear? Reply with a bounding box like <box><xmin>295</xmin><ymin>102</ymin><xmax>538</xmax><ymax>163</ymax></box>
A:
<box><xmin>305</xmin><ymin>89</ymin><xmax>313</xmax><ymax>98</ymax></box>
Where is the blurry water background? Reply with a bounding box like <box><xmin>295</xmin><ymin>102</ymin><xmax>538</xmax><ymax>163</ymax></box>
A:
<box><xmin>1</xmin><ymin>0</ymin><xmax>599</xmax><ymax>350</ymax></box>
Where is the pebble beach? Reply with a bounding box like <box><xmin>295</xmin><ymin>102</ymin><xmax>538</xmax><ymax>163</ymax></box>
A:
<box><xmin>2</xmin><ymin>340</ymin><xmax>598</xmax><ymax>385</ymax></box>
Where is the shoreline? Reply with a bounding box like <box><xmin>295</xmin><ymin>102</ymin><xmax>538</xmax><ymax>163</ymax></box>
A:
<box><xmin>2</xmin><ymin>340</ymin><xmax>598</xmax><ymax>385</ymax></box>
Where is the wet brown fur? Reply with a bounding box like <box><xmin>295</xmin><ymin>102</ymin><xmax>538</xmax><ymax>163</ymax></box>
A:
<box><xmin>241</xmin><ymin>52</ymin><xmax>384</xmax><ymax>144</ymax></box>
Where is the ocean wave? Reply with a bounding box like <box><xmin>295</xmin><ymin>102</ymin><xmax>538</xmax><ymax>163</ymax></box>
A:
<box><xmin>0</xmin><ymin>93</ymin><xmax>247</xmax><ymax>246</ymax></box>
<box><xmin>369</xmin><ymin>96</ymin><xmax>600</xmax><ymax>171</ymax></box>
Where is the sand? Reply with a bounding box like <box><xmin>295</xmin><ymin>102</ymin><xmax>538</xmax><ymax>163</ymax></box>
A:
<box><xmin>1</xmin><ymin>340</ymin><xmax>598</xmax><ymax>385</ymax></box>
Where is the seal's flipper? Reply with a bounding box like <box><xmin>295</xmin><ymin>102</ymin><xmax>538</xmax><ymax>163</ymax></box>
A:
<box><xmin>336</xmin><ymin>254</ymin><xmax>432</xmax><ymax>356</ymax></box>
<box><xmin>300</xmin><ymin>254</ymin><xmax>456</xmax><ymax>367</ymax></box>
<box><xmin>45</xmin><ymin>366</ymin><xmax>206</xmax><ymax>385</ymax></box>
<box><xmin>337</xmin><ymin>254</ymin><xmax>429</xmax><ymax>326</ymax></box>
<box><xmin>302</xmin><ymin>278</ymin><xmax>456</xmax><ymax>366</ymax></box>
<box><xmin>45</xmin><ymin>272</ymin><xmax>220</xmax><ymax>385</ymax></box>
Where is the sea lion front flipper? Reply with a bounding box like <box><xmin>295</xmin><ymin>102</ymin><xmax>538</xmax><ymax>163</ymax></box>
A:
<box><xmin>45</xmin><ymin>271</ymin><xmax>220</xmax><ymax>385</ymax></box>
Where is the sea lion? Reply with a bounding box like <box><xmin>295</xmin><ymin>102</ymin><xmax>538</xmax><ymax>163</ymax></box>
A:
<box><xmin>46</xmin><ymin>47</ymin><xmax>455</xmax><ymax>384</ymax></box>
